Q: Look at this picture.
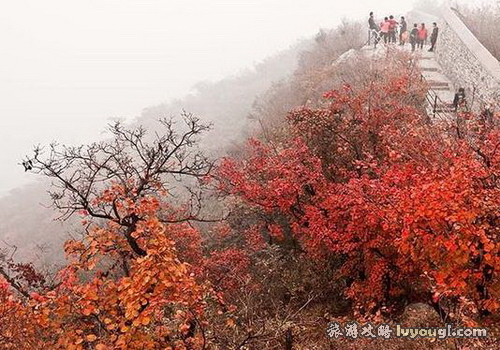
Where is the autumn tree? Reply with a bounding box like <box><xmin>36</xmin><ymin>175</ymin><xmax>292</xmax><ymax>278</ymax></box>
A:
<box><xmin>0</xmin><ymin>114</ymin><xmax>221</xmax><ymax>349</ymax></box>
<box><xmin>2</xmin><ymin>42</ymin><xmax>499</xmax><ymax>350</ymax></box>
<box><xmin>218</xmin><ymin>60</ymin><xmax>500</xmax><ymax>325</ymax></box>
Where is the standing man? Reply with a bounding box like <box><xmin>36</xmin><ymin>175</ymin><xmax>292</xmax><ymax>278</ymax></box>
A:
<box><xmin>418</xmin><ymin>23</ymin><xmax>428</xmax><ymax>49</ymax></box>
<box><xmin>399</xmin><ymin>16</ymin><xmax>408</xmax><ymax>45</ymax></box>
<box><xmin>410</xmin><ymin>23</ymin><xmax>419</xmax><ymax>52</ymax></box>
<box><xmin>388</xmin><ymin>15</ymin><xmax>398</xmax><ymax>43</ymax></box>
<box><xmin>368</xmin><ymin>12</ymin><xmax>378</xmax><ymax>30</ymax></box>
<box><xmin>428</xmin><ymin>22</ymin><xmax>439</xmax><ymax>52</ymax></box>
<box><xmin>380</xmin><ymin>17</ymin><xmax>390</xmax><ymax>44</ymax></box>
<box><xmin>368</xmin><ymin>12</ymin><xmax>380</xmax><ymax>47</ymax></box>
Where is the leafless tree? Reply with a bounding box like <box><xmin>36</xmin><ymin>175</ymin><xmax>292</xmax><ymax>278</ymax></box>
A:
<box><xmin>24</xmin><ymin>112</ymin><xmax>218</xmax><ymax>257</ymax></box>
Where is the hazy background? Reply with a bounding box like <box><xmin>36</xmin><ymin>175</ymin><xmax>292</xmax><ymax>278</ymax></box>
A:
<box><xmin>0</xmin><ymin>0</ymin><xmax>455</xmax><ymax>195</ymax></box>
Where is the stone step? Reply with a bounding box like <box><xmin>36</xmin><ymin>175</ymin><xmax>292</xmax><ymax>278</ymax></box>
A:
<box><xmin>437</xmin><ymin>100</ymin><xmax>453</xmax><ymax>104</ymax></box>
<box><xmin>428</xmin><ymin>81</ymin><xmax>449</xmax><ymax>87</ymax></box>
<box><xmin>431</xmin><ymin>108</ymin><xmax>454</xmax><ymax>113</ymax></box>
<box><xmin>431</xmin><ymin>104</ymin><xmax>456</xmax><ymax>113</ymax></box>
<box><xmin>436</xmin><ymin>111</ymin><xmax>454</xmax><ymax>117</ymax></box>
<box><xmin>434</xmin><ymin>105</ymin><xmax>455</xmax><ymax>110</ymax></box>
<box><xmin>431</xmin><ymin>87</ymin><xmax>451</xmax><ymax>91</ymax></box>
<box><xmin>421</xmin><ymin>67</ymin><xmax>440</xmax><ymax>72</ymax></box>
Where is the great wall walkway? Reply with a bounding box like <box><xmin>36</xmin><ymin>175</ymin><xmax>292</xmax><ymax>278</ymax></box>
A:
<box><xmin>358</xmin><ymin>5</ymin><xmax>500</xmax><ymax>120</ymax></box>
<box><xmin>417</xmin><ymin>49</ymin><xmax>455</xmax><ymax>114</ymax></box>
<box><xmin>360</xmin><ymin>43</ymin><xmax>457</xmax><ymax>119</ymax></box>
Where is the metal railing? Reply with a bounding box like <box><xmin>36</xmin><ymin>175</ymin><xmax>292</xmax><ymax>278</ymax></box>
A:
<box><xmin>364</xmin><ymin>38</ymin><xmax>489</xmax><ymax>122</ymax></box>
<box><xmin>419</xmin><ymin>73</ymin><xmax>453</xmax><ymax>121</ymax></box>
<box><xmin>365</xmin><ymin>29</ymin><xmax>381</xmax><ymax>47</ymax></box>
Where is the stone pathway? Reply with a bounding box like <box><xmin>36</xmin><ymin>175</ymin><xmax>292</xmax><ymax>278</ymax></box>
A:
<box><xmin>360</xmin><ymin>43</ymin><xmax>457</xmax><ymax>118</ymax></box>
<box><xmin>416</xmin><ymin>48</ymin><xmax>456</xmax><ymax>115</ymax></box>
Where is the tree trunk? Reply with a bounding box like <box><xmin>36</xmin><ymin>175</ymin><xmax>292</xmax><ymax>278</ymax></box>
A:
<box><xmin>285</xmin><ymin>328</ymin><xmax>293</xmax><ymax>350</ymax></box>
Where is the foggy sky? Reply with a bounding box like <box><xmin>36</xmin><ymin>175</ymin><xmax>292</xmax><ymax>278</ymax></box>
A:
<box><xmin>0</xmin><ymin>0</ymin><xmax>449</xmax><ymax>195</ymax></box>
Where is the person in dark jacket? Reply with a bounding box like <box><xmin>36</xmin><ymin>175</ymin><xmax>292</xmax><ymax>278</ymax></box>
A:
<box><xmin>388</xmin><ymin>15</ymin><xmax>398</xmax><ymax>43</ymax></box>
<box><xmin>399</xmin><ymin>16</ymin><xmax>408</xmax><ymax>45</ymax></box>
<box><xmin>428</xmin><ymin>22</ymin><xmax>439</xmax><ymax>52</ymax></box>
<box><xmin>368</xmin><ymin>12</ymin><xmax>380</xmax><ymax>47</ymax></box>
<box><xmin>368</xmin><ymin>12</ymin><xmax>378</xmax><ymax>30</ymax></box>
<box><xmin>453</xmin><ymin>88</ymin><xmax>466</xmax><ymax>111</ymax></box>
<box><xmin>410</xmin><ymin>23</ymin><xmax>419</xmax><ymax>52</ymax></box>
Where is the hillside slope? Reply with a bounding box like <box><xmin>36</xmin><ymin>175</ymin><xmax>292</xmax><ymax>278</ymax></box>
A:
<box><xmin>0</xmin><ymin>35</ymin><xmax>317</xmax><ymax>262</ymax></box>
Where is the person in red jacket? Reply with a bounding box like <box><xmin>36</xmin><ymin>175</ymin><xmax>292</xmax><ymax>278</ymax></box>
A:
<box><xmin>388</xmin><ymin>15</ymin><xmax>398</xmax><ymax>43</ymax></box>
<box><xmin>380</xmin><ymin>17</ymin><xmax>390</xmax><ymax>44</ymax></box>
<box><xmin>418</xmin><ymin>23</ymin><xmax>428</xmax><ymax>49</ymax></box>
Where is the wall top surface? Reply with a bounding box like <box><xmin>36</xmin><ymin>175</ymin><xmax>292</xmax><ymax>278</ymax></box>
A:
<box><xmin>440</xmin><ymin>5</ymin><xmax>500</xmax><ymax>80</ymax></box>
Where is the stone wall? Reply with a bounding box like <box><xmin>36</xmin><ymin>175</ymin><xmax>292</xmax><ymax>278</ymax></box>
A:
<box><xmin>435</xmin><ymin>6</ymin><xmax>500</xmax><ymax>111</ymax></box>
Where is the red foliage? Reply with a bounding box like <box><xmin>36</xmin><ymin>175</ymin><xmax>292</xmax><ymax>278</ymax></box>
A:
<box><xmin>204</xmin><ymin>248</ymin><xmax>251</xmax><ymax>292</ymax></box>
<box><xmin>218</xmin><ymin>74</ymin><xmax>500</xmax><ymax>316</ymax></box>
<box><xmin>0</xmin><ymin>186</ymin><xmax>210</xmax><ymax>349</ymax></box>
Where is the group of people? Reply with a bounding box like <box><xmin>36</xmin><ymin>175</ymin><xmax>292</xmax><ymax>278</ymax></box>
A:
<box><xmin>368</xmin><ymin>12</ymin><xmax>439</xmax><ymax>52</ymax></box>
